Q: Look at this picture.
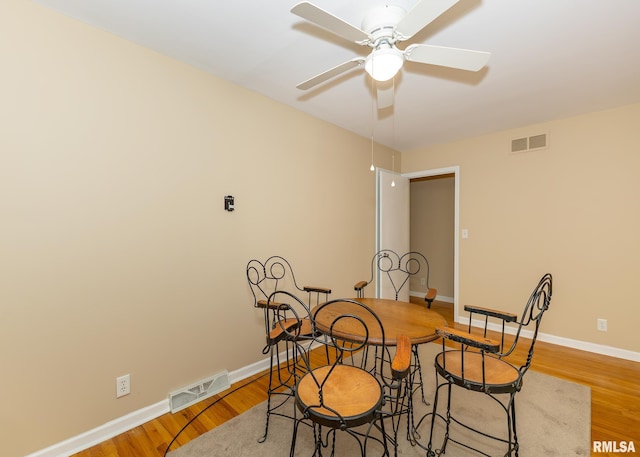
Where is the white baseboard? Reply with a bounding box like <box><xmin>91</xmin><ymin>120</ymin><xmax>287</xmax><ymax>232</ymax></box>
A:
<box><xmin>28</xmin><ymin>320</ymin><xmax>639</xmax><ymax>457</ymax></box>
<box><xmin>538</xmin><ymin>332</ymin><xmax>640</xmax><ymax>362</ymax></box>
<box><xmin>26</xmin><ymin>400</ymin><xmax>169</xmax><ymax>457</ymax></box>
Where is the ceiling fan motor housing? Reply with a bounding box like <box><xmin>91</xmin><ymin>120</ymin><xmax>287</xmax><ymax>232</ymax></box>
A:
<box><xmin>361</xmin><ymin>5</ymin><xmax>407</xmax><ymax>46</ymax></box>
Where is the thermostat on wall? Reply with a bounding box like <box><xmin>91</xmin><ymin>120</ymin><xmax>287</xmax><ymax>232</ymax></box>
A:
<box><xmin>224</xmin><ymin>195</ymin><xmax>235</xmax><ymax>212</ymax></box>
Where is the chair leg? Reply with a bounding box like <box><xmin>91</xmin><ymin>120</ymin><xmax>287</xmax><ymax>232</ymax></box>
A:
<box><xmin>289</xmin><ymin>405</ymin><xmax>303</xmax><ymax>457</ymax></box>
<box><xmin>411</xmin><ymin>347</ymin><xmax>427</xmax><ymax>404</ymax></box>
<box><xmin>424</xmin><ymin>380</ymin><xmax>449</xmax><ymax>457</ymax></box>
<box><xmin>511</xmin><ymin>396</ymin><xmax>519</xmax><ymax>457</ymax></box>
<box><xmin>428</xmin><ymin>385</ymin><xmax>519</xmax><ymax>457</ymax></box>
<box><xmin>314</xmin><ymin>424</ymin><xmax>329</xmax><ymax>457</ymax></box>
<box><xmin>406</xmin><ymin>346</ymin><xmax>427</xmax><ymax>444</ymax></box>
<box><xmin>259</xmin><ymin>340</ymin><xmax>300</xmax><ymax>443</ymax></box>
<box><xmin>258</xmin><ymin>344</ymin><xmax>276</xmax><ymax>443</ymax></box>
<box><xmin>378</xmin><ymin>414</ymin><xmax>391</xmax><ymax>457</ymax></box>
<box><xmin>441</xmin><ymin>382</ymin><xmax>453</xmax><ymax>454</ymax></box>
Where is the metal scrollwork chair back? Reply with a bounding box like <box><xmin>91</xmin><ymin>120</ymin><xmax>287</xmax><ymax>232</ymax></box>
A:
<box><xmin>247</xmin><ymin>255</ymin><xmax>331</xmax><ymax>309</ymax></box>
<box><xmin>355</xmin><ymin>249</ymin><xmax>437</xmax><ymax>308</ymax></box>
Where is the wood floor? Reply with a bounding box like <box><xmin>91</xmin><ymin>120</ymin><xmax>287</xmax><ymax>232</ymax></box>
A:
<box><xmin>72</xmin><ymin>300</ymin><xmax>639</xmax><ymax>457</ymax></box>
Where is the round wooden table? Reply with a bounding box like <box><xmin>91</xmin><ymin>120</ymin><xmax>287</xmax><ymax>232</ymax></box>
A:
<box><xmin>311</xmin><ymin>297</ymin><xmax>446</xmax><ymax>346</ymax></box>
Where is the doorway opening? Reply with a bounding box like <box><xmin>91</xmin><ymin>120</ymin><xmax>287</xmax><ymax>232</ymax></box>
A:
<box><xmin>378</xmin><ymin>166</ymin><xmax>459</xmax><ymax>321</ymax></box>
<box><xmin>409</xmin><ymin>172</ymin><xmax>456</xmax><ymax>323</ymax></box>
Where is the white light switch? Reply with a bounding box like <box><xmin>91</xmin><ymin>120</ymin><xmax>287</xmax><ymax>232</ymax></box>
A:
<box><xmin>462</xmin><ymin>229</ymin><xmax>469</xmax><ymax>239</ymax></box>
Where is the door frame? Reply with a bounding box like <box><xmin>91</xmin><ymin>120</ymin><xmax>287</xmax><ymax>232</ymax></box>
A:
<box><xmin>402</xmin><ymin>166</ymin><xmax>460</xmax><ymax>321</ymax></box>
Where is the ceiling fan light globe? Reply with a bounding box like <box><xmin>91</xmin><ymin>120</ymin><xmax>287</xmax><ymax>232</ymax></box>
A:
<box><xmin>364</xmin><ymin>48</ymin><xmax>403</xmax><ymax>82</ymax></box>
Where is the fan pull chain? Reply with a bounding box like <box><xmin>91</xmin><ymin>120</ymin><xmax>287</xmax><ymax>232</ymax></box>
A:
<box><xmin>391</xmin><ymin>77</ymin><xmax>396</xmax><ymax>187</ymax></box>
<box><xmin>370</xmin><ymin>64</ymin><xmax>375</xmax><ymax>171</ymax></box>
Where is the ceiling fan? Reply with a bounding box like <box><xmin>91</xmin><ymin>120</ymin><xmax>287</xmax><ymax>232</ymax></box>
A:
<box><xmin>291</xmin><ymin>0</ymin><xmax>490</xmax><ymax>108</ymax></box>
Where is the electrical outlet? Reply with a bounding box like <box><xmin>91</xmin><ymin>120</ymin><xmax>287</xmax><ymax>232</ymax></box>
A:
<box><xmin>597</xmin><ymin>319</ymin><xmax>608</xmax><ymax>332</ymax></box>
<box><xmin>116</xmin><ymin>374</ymin><xmax>130</xmax><ymax>398</ymax></box>
<box><xmin>420</xmin><ymin>277</ymin><xmax>426</xmax><ymax>286</ymax></box>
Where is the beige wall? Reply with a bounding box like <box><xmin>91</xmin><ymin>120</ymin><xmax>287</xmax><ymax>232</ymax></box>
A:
<box><xmin>410</xmin><ymin>176</ymin><xmax>455</xmax><ymax>298</ymax></box>
<box><xmin>0</xmin><ymin>2</ymin><xmax>396</xmax><ymax>455</ymax></box>
<box><xmin>403</xmin><ymin>103</ymin><xmax>640</xmax><ymax>354</ymax></box>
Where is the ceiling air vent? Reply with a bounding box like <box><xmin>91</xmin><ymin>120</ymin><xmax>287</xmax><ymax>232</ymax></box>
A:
<box><xmin>510</xmin><ymin>133</ymin><xmax>548</xmax><ymax>153</ymax></box>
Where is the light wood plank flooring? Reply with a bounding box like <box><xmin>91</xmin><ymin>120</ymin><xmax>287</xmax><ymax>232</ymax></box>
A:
<box><xmin>72</xmin><ymin>301</ymin><xmax>639</xmax><ymax>457</ymax></box>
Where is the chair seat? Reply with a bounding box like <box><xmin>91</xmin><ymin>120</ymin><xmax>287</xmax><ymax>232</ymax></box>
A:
<box><xmin>435</xmin><ymin>350</ymin><xmax>522</xmax><ymax>393</ymax></box>
<box><xmin>296</xmin><ymin>364</ymin><xmax>383</xmax><ymax>428</ymax></box>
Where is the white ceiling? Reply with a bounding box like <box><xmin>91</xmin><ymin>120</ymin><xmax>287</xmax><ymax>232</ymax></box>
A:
<box><xmin>33</xmin><ymin>0</ymin><xmax>640</xmax><ymax>151</ymax></box>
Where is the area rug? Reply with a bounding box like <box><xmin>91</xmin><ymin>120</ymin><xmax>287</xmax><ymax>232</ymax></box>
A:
<box><xmin>168</xmin><ymin>343</ymin><xmax>591</xmax><ymax>456</ymax></box>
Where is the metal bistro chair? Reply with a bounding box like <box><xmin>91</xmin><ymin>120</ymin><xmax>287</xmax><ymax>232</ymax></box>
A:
<box><xmin>246</xmin><ymin>255</ymin><xmax>331</xmax><ymax>443</ymax></box>
<box><xmin>281</xmin><ymin>296</ymin><xmax>411</xmax><ymax>457</ymax></box>
<box><xmin>422</xmin><ymin>273</ymin><xmax>553</xmax><ymax>457</ymax></box>
<box><xmin>354</xmin><ymin>249</ymin><xmax>438</xmax><ymax>434</ymax></box>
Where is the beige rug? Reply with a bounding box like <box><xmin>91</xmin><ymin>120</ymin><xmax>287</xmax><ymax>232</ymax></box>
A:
<box><xmin>168</xmin><ymin>343</ymin><xmax>591</xmax><ymax>456</ymax></box>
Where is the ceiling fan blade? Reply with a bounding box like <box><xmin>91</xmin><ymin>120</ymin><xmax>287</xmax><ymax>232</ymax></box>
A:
<box><xmin>296</xmin><ymin>58</ymin><xmax>365</xmax><ymax>90</ymax></box>
<box><xmin>377</xmin><ymin>81</ymin><xmax>394</xmax><ymax>109</ymax></box>
<box><xmin>291</xmin><ymin>2</ymin><xmax>369</xmax><ymax>43</ymax></box>
<box><xmin>395</xmin><ymin>0</ymin><xmax>459</xmax><ymax>40</ymax></box>
<box><xmin>405</xmin><ymin>44</ymin><xmax>490</xmax><ymax>71</ymax></box>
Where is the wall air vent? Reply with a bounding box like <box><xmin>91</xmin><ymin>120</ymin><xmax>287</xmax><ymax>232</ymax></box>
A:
<box><xmin>510</xmin><ymin>133</ymin><xmax>548</xmax><ymax>153</ymax></box>
<box><xmin>169</xmin><ymin>370</ymin><xmax>230</xmax><ymax>413</ymax></box>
